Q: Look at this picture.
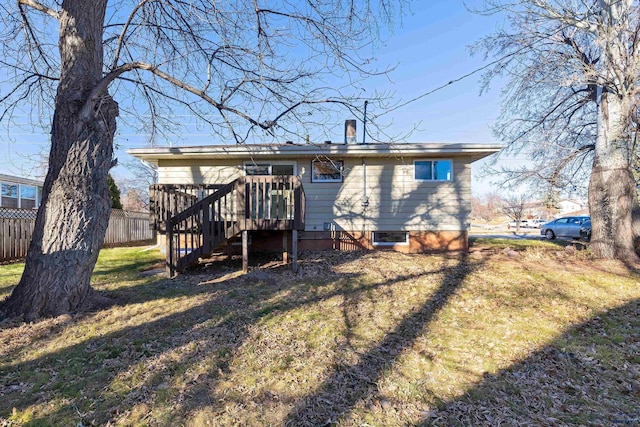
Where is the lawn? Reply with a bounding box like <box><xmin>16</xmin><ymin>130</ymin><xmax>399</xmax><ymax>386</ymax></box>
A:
<box><xmin>1</xmin><ymin>240</ymin><xmax>639</xmax><ymax>426</ymax></box>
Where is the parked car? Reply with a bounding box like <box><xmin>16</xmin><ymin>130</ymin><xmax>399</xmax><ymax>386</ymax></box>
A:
<box><xmin>528</xmin><ymin>219</ymin><xmax>546</xmax><ymax>229</ymax></box>
<box><xmin>509</xmin><ymin>219</ymin><xmax>545</xmax><ymax>229</ymax></box>
<box><xmin>579</xmin><ymin>220</ymin><xmax>592</xmax><ymax>241</ymax></box>
<box><xmin>540</xmin><ymin>216</ymin><xmax>590</xmax><ymax>240</ymax></box>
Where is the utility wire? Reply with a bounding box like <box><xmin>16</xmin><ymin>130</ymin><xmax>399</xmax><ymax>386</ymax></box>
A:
<box><xmin>373</xmin><ymin>23</ymin><xmax>568</xmax><ymax>119</ymax></box>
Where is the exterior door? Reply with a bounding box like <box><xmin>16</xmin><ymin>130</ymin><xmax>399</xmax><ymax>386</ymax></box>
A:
<box><xmin>244</xmin><ymin>162</ymin><xmax>296</xmax><ymax>220</ymax></box>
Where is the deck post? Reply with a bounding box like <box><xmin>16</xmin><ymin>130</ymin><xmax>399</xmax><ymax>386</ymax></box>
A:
<box><xmin>242</xmin><ymin>230</ymin><xmax>249</xmax><ymax>273</ymax></box>
<box><xmin>227</xmin><ymin>240</ymin><xmax>233</xmax><ymax>260</ymax></box>
<box><xmin>166</xmin><ymin>226</ymin><xmax>174</xmax><ymax>277</ymax></box>
<box><xmin>292</xmin><ymin>229</ymin><xmax>298</xmax><ymax>272</ymax></box>
<box><xmin>282</xmin><ymin>231</ymin><xmax>288</xmax><ymax>264</ymax></box>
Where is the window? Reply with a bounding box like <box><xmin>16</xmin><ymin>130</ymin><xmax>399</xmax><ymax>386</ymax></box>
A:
<box><xmin>20</xmin><ymin>185</ymin><xmax>37</xmax><ymax>209</ymax></box>
<box><xmin>372</xmin><ymin>231</ymin><xmax>409</xmax><ymax>246</ymax></box>
<box><xmin>312</xmin><ymin>160</ymin><xmax>343</xmax><ymax>183</ymax></box>
<box><xmin>243</xmin><ymin>162</ymin><xmax>296</xmax><ymax>220</ymax></box>
<box><xmin>244</xmin><ymin>162</ymin><xmax>295</xmax><ymax>176</ymax></box>
<box><xmin>414</xmin><ymin>159</ymin><xmax>452</xmax><ymax>181</ymax></box>
<box><xmin>1</xmin><ymin>183</ymin><xmax>18</xmax><ymax>208</ymax></box>
<box><xmin>245</xmin><ymin>164</ymin><xmax>271</xmax><ymax>175</ymax></box>
<box><xmin>272</xmin><ymin>164</ymin><xmax>294</xmax><ymax>176</ymax></box>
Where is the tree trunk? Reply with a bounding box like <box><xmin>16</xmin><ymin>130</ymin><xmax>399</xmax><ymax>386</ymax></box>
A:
<box><xmin>1</xmin><ymin>0</ymin><xmax>117</xmax><ymax>321</ymax></box>
<box><xmin>588</xmin><ymin>91</ymin><xmax>639</xmax><ymax>263</ymax></box>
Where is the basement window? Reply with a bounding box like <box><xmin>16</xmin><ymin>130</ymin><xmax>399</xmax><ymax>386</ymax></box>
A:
<box><xmin>372</xmin><ymin>231</ymin><xmax>409</xmax><ymax>246</ymax></box>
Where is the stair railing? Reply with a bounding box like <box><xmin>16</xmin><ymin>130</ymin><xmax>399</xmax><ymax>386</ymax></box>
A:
<box><xmin>166</xmin><ymin>180</ymin><xmax>238</xmax><ymax>276</ymax></box>
<box><xmin>166</xmin><ymin>175</ymin><xmax>306</xmax><ymax>276</ymax></box>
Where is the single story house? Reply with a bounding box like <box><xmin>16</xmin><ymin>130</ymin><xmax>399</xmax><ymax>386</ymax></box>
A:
<box><xmin>0</xmin><ymin>173</ymin><xmax>43</xmax><ymax>210</ymax></box>
<box><xmin>128</xmin><ymin>141</ymin><xmax>501</xmax><ymax>274</ymax></box>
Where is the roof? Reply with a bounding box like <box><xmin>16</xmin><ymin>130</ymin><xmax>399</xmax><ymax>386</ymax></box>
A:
<box><xmin>0</xmin><ymin>173</ymin><xmax>44</xmax><ymax>187</ymax></box>
<box><xmin>127</xmin><ymin>142</ymin><xmax>503</xmax><ymax>165</ymax></box>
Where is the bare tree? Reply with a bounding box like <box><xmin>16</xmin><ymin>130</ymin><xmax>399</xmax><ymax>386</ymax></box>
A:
<box><xmin>120</xmin><ymin>188</ymin><xmax>147</xmax><ymax>212</ymax></box>
<box><xmin>0</xmin><ymin>0</ymin><xmax>405</xmax><ymax>320</ymax></box>
<box><xmin>474</xmin><ymin>0</ymin><xmax>640</xmax><ymax>262</ymax></box>
<box><xmin>471</xmin><ymin>192</ymin><xmax>503</xmax><ymax>222</ymax></box>
<box><xmin>502</xmin><ymin>194</ymin><xmax>528</xmax><ymax>234</ymax></box>
<box><xmin>119</xmin><ymin>158</ymin><xmax>159</xmax><ymax>209</ymax></box>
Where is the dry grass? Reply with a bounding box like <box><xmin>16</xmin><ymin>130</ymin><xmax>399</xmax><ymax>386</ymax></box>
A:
<box><xmin>1</xmin><ymin>240</ymin><xmax>639</xmax><ymax>426</ymax></box>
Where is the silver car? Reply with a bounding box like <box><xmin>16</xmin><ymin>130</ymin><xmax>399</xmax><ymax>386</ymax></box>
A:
<box><xmin>540</xmin><ymin>216</ymin><xmax>590</xmax><ymax>240</ymax></box>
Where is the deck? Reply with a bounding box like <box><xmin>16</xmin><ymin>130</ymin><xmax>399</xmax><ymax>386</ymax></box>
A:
<box><xmin>150</xmin><ymin>176</ymin><xmax>305</xmax><ymax>276</ymax></box>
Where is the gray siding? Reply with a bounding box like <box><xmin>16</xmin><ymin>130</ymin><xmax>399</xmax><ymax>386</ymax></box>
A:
<box><xmin>157</xmin><ymin>155</ymin><xmax>472</xmax><ymax>232</ymax></box>
<box><xmin>302</xmin><ymin>157</ymin><xmax>470</xmax><ymax>232</ymax></box>
<box><xmin>158</xmin><ymin>159</ymin><xmax>244</xmax><ymax>184</ymax></box>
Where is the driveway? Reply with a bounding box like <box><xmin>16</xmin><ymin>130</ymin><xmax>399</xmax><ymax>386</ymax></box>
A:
<box><xmin>470</xmin><ymin>233</ymin><xmax>542</xmax><ymax>240</ymax></box>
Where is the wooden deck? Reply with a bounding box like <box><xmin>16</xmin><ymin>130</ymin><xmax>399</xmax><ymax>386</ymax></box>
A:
<box><xmin>151</xmin><ymin>176</ymin><xmax>305</xmax><ymax>276</ymax></box>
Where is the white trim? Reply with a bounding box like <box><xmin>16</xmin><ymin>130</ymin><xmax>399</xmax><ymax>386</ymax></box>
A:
<box><xmin>128</xmin><ymin>142</ymin><xmax>503</xmax><ymax>164</ymax></box>
<box><xmin>413</xmin><ymin>159</ymin><xmax>453</xmax><ymax>182</ymax></box>
<box><xmin>372</xmin><ymin>231</ymin><xmax>410</xmax><ymax>246</ymax></box>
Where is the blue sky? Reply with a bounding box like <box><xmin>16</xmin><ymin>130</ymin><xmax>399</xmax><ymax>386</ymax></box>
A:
<box><xmin>0</xmin><ymin>0</ymin><xmax>508</xmax><ymax>195</ymax></box>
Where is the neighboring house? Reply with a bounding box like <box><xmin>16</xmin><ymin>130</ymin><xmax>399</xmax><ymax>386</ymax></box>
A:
<box><xmin>522</xmin><ymin>201</ymin><xmax>549</xmax><ymax>220</ymax></box>
<box><xmin>0</xmin><ymin>174</ymin><xmax>43</xmax><ymax>210</ymax></box>
<box><xmin>523</xmin><ymin>198</ymin><xmax>588</xmax><ymax>220</ymax></box>
<box><xmin>557</xmin><ymin>199</ymin><xmax>586</xmax><ymax>216</ymax></box>
<box><xmin>128</xmin><ymin>141</ymin><xmax>501</xmax><ymax>273</ymax></box>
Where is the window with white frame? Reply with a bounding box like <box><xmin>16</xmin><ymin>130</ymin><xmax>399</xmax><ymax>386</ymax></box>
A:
<box><xmin>414</xmin><ymin>159</ymin><xmax>452</xmax><ymax>181</ymax></box>
<box><xmin>244</xmin><ymin>162</ymin><xmax>295</xmax><ymax>176</ymax></box>
<box><xmin>0</xmin><ymin>182</ymin><xmax>41</xmax><ymax>209</ymax></box>
<box><xmin>20</xmin><ymin>185</ymin><xmax>37</xmax><ymax>209</ymax></box>
<box><xmin>372</xmin><ymin>231</ymin><xmax>409</xmax><ymax>246</ymax></box>
<box><xmin>245</xmin><ymin>164</ymin><xmax>271</xmax><ymax>175</ymax></box>
<box><xmin>1</xmin><ymin>183</ymin><xmax>18</xmax><ymax>208</ymax></box>
<box><xmin>311</xmin><ymin>160</ymin><xmax>343</xmax><ymax>183</ymax></box>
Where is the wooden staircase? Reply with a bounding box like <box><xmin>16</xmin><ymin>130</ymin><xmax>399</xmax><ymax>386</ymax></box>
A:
<box><xmin>163</xmin><ymin>176</ymin><xmax>305</xmax><ymax>276</ymax></box>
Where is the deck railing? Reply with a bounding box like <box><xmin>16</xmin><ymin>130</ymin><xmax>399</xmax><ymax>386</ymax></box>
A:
<box><xmin>239</xmin><ymin>175</ymin><xmax>305</xmax><ymax>231</ymax></box>
<box><xmin>149</xmin><ymin>184</ymin><xmax>226</xmax><ymax>232</ymax></box>
<box><xmin>165</xmin><ymin>176</ymin><xmax>305</xmax><ymax>276</ymax></box>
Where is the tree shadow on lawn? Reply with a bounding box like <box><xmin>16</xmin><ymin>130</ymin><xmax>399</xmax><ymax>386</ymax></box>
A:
<box><xmin>0</xmin><ymin>250</ymin><xmax>476</xmax><ymax>425</ymax></box>
<box><xmin>413</xmin><ymin>298</ymin><xmax>640</xmax><ymax>426</ymax></box>
<box><xmin>283</xmin><ymin>253</ymin><xmax>481</xmax><ymax>426</ymax></box>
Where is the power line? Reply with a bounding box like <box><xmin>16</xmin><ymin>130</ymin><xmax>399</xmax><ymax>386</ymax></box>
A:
<box><xmin>374</xmin><ymin>25</ymin><xmax>564</xmax><ymax>119</ymax></box>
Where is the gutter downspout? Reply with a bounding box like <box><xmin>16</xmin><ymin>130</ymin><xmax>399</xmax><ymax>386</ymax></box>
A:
<box><xmin>361</xmin><ymin>157</ymin><xmax>369</xmax><ymax>247</ymax></box>
<box><xmin>361</xmin><ymin>100</ymin><xmax>369</xmax><ymax>246</ymax></box>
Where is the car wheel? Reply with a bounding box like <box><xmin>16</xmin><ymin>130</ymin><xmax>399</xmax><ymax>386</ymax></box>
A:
<box><xmin>545</xmin><ymin>229</ymin><xmax>555</xmax><ymax>240</ymax></box>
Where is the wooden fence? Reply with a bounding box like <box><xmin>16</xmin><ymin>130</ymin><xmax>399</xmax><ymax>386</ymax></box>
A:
<box><xmin>104</xmin><ymin>210</ymin><xmax>154</xmax><ymax>246</ymax></box>
<box><xmin>0</xmin><ymin>208</ymin><xmax>153</xmax><ymax>262</ymax></box>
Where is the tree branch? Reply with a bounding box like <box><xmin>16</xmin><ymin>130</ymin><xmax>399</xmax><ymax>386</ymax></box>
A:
<box><xmin>17</xmin><ymin>0</ymin><xmax>59</xmax><ymax>19</ymax></box>
<box><xmin>111</xmin><ymin>0</ymin><xmax>154</xmax><ymax>69</ymax></box>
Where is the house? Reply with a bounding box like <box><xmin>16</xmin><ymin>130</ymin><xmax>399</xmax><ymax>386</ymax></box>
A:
<box><xmin>522</xmin><ymin>198</ymin><xmax>588</xmax><ymax>220</ymax></box>
<box><xmin>557</xmin><ymin>199</ymin><xmax>587</xmax><ymax>216</ymax></box>
<box><xmin>0</xmin><ymin>173</ymin><xmax>43</xmax><ymax>210</ymax></box>
<box><xmin>128</xmin><ymin>141</ymin><xmax>501</xmax><ymax>274</ymax></box>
